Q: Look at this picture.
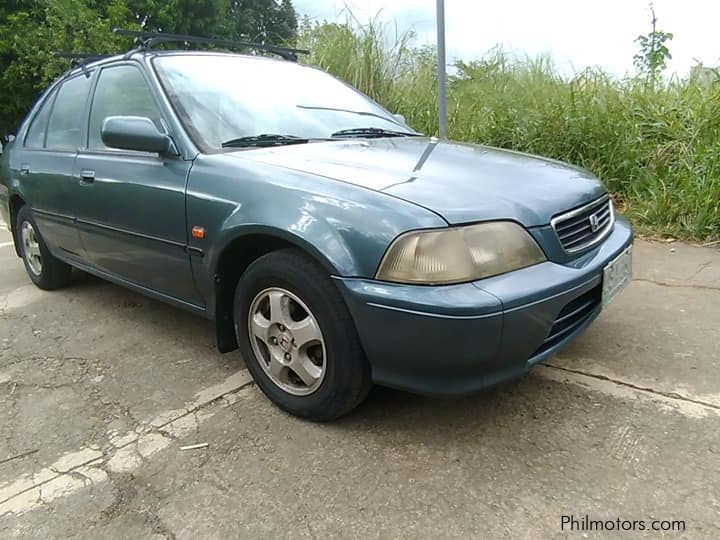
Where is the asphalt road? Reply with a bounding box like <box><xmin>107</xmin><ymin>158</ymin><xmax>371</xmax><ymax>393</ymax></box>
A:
<box><xmin>1</xmin><ymin>221</ymin><xmax>718</xmax><ymax>538</ymax></box>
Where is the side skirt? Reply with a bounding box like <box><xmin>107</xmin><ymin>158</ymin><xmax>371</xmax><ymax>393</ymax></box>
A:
<box><xmin>57</xmin><ymin>253</ymin><xmax>211</xmax><ymax>319</ymax></box>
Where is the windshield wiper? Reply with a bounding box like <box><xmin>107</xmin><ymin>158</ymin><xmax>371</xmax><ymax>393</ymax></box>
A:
<box><xmin>330</xmin><ymin>127</ymin><xmax>421</xmax><ymax>139</ymax></box>
<box><xmin>221</xmin><ymin>134</ymin><xmax>311</xmax><ymax>148</ymax></box>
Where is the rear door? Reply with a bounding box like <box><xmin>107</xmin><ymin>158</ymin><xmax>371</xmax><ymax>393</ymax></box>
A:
<box><xmin>16</xmin><ymin>74</ymin><xmax>93</xmax><ymax>259</ymax></box>
<box><xmin>74</xmin><ymin>62</ymin><xmax>201</xmax><ymax>305</ymax></box>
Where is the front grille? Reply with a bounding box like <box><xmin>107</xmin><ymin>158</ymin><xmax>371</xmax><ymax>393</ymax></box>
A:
<box><xmin>552</xmin><ymin>195</ymin><xmax>614</xmax><ymax>253</ymax></box>
<box><xmin>532</xmin><ymin>286</ymin><xmax>601</xmax><ymax>358</ymax></box>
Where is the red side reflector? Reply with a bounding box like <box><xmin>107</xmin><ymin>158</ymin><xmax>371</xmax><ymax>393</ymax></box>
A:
<box><xmin>191</xmin><ymin>226</ymin><xmax>205</xmax><ymax>239</ymax></box>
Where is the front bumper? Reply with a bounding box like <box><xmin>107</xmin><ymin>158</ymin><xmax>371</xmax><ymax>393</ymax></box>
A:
<box><xmin>335</xmin><ymin>216</ymin><xmax>633</xmax><ymax>396</ymax></box>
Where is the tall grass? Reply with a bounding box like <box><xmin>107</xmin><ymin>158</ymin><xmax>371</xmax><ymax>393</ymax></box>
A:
<box><xmin>299</xmin><ymin>20</ymin><xmax>720</xmax><ymax>241</ymax></box>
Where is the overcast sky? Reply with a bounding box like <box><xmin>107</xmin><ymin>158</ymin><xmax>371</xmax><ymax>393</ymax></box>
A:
<box><xmin>294</xmin><ymin>0</ymin><xmax>719</xmax><ymax>77</ymax></box>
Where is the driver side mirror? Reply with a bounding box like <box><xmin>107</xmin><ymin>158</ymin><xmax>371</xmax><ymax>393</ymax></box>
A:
<box><xmin>101</xmin><ymin>116</ymin><xmax>176</xmax><ymax>155</ymax></box>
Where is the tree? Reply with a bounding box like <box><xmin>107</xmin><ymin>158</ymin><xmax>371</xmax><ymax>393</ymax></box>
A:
<box><xmin>633</xmin><ymin>4</ymin><xmax>673</xmax><ymax>81</ymax></box>
<box><xmin>0</xmin><ymin>1</ymin><xmax>45</xmax><ymax>136</ymax></box>
<box><xmin>0</xmin><ymin>0</ymin><xmax>298</xmax><ymax>137</ymax></box>
<box><xmin>0</xmin><ymin>0</ymin><xmax>136</xmax><ymax>137</ymax></box>
<box><xmin>224</xmin><ymin>0</ymin><xmax>298</xmax><ymax>43</ymax></box>
<box><xmin>126</xmin><ymin>0</ymin><xmax>230</xmax><ymax>35</ymax></box>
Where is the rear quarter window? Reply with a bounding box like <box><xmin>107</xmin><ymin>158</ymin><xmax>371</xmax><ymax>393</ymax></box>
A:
<box><xmin>24</xmin><ymin>89</ymin><xmax>57</xmax><ymax>148</ymax></box>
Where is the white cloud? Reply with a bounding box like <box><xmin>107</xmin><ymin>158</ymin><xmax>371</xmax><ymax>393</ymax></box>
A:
<box><xmin>294</xmin><ymin>0</ymin><xmax>720</xmax><ymax>77</ymax></box>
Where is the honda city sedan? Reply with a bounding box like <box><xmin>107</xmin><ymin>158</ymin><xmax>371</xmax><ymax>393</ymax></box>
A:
<box><xmin>0</xmin><ymin>37</ymin><xmax>633</xmax><ymax>420</ymax></box>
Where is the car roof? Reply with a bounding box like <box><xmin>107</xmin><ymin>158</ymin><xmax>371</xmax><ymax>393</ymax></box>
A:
<box><xmin>61</xmin><ymin>49</ymin><xmax>290</xmax><ymax>79</ymax></box>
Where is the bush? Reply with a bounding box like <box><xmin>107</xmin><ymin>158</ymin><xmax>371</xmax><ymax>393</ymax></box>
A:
<box><xmin>300</xmin><ymin>20</ymin><xmax>720</xmax><ymax>241</ymax></box>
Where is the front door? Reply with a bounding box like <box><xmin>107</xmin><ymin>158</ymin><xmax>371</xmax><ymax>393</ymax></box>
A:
<box><xmin>74</xmin><ymin>63</ymin><xmax>201</xmax><ymax>305</ymax></box>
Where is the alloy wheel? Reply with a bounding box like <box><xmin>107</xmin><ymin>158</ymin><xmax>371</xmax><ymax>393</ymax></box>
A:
<box><xmin>247</xmin><ymin>287</ymin><xmax>327</xmax><ymax>396</ymax></box>
<box><xmin>21</xmin><ymin>221</ymin><xmax>42</xmax><ymax>276</ymax></box>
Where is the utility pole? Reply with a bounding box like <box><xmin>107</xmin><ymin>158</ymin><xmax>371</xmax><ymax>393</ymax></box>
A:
<box><xmin>436</xmin><ymin>0</ymin><xmax>448</xmax><ymax>138</ymax></box>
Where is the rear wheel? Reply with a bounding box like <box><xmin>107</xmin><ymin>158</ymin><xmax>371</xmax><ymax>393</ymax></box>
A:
<box><xmin>16</xmin><ymin>205</ymin><xmax>72</xmax><ymax>290</ymax></box>
<box><xmin>234</xmin><ymin>249</ymin><xmax>371</xmax><ymax>421</ymax></box>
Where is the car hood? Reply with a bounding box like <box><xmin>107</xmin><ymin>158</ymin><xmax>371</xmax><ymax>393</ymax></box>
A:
<box><xmin>236</xmin><ymin>137</ymin><xmax>607</xmax><ymax>227</ymax></box>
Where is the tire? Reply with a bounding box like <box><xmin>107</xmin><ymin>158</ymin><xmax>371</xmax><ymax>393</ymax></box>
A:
<box><xmin>16</xmin><ymin>205</ymin><xmax>72</xmax><ymax>290</ymax></box>
<box><xmin>234</xmin><ymin>249</ymin><xmax>371</xmax><ymax>421</ymax></box>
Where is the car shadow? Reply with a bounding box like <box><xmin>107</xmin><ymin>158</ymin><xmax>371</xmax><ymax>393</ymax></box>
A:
<box><xmin>327</xmin><ymin>362</ymin><xmax>600</xmax><ymax>438</ymax></box>
<box><xmin>59</xmin><ymin>269</ymin><xmax>596</xmax><ymax>426</ymax></box>
<box><xmin>61</xmin><ymin>269</ymin><xmax>220</xmax><ymax>354</ymax></box>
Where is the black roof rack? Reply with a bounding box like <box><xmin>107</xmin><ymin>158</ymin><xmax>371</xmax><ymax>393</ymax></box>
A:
<box><xmin>113</xmin><ymin>28</ymin><xmax>310</xmax><ymax>62</ymax></box>
<box><xmin>52</xmin><ymin>52</ymin><xmax>115</xmax><ymax>77</ymax></box>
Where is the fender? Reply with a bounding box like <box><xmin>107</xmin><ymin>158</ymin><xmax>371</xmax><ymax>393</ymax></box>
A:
<box><xmin>185</xmin><ymin>153</ymin><xmax>448</xmax><ymax>297</ymax></box>
<box><xmin>184</xmin><ymin>153</ymin><xmax>447</xmax><ymax>354</ymax></box>
<box><xmin>208</xmin><ymin>219</ymin><xmax>356</xmax><ymax>280</ymax></box>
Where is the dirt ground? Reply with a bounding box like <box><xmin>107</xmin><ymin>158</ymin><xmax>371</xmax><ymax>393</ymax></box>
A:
<box><xmin>1</xmin><ymin>221</ymin><xmax>718</xmax><ymax>538</ymax></box>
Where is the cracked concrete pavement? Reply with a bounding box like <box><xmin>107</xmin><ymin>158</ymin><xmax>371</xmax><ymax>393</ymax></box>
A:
<box><xmin>0</xmin><ymin>221</ymin><xmax>718</xmax><ymax>538</ymax></box>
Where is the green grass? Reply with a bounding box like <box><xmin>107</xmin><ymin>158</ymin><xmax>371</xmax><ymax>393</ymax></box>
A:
<box><xmin>299</xmin><ymin>20</ymin><xmax>720</xmax><ymax>241</ymax></box>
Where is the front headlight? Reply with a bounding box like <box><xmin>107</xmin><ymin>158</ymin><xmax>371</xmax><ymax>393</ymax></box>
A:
<box><xmin>376</xmin><ymin>221</ymin><xmax>546</xmax><ymax>284</ymax></box>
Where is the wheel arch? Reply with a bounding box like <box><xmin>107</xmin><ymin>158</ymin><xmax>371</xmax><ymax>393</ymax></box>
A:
<box><xmin>211</xmin><ymin>227</ymin><xmax>348</xmax><ymax>354</ymax></box>
<box><xmin>8</xmin><ymin>194</ymin><xmax>26</xmax><ymax>257</ymax></box>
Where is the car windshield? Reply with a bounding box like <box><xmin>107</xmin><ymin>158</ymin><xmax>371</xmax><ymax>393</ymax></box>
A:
<box><xmin>153</xmin><ymin>54</ymin><xmax>416</xmax><ymax>150</ymax></box>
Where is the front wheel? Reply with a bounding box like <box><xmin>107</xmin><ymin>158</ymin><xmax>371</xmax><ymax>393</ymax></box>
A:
<box><xmin>234</xmin><ymin>249</ymin><xmax>371</xmax><ymax>421</ymax></box>
<box><xmin>16</xmin><ymin>205</ymin><xmax>72</xmax><ymax>290</ymax></box>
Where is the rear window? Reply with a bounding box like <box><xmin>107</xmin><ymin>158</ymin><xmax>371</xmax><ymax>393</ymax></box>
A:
<box><xmin>46</xmin><ymin>74</ymin><xmax>92</xmax><ymax>150</ymax></box>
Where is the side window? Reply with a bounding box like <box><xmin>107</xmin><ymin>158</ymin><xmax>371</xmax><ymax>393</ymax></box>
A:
<box><xmin>89</xmin><ymin>65</ymin><xmax>162</xmax><ymax>150</ymax></box>
<box><xmin>46</xmin><ymin>74</ymin><xmax>92</xmax><ymax>150</ymax></box>
<box><xmin>25</xmin><ymin>89</ymin><xmax>56</xmax><ymax>148</ymax></box>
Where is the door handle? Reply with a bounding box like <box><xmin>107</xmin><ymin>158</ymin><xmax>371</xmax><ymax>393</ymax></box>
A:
<box><xmin>19</xmin><ymin>164</ymin><xmax>30</xmax><ymax>175</ymax></box>
<box><xmin>79</xmin><ymin>170</ymin><xmax>95</xmax><ymax>184</ymax></box>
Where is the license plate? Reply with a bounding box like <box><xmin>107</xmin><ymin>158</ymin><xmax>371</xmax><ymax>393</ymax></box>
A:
<box><xmin>602</xmin><ymin>246</ymin><xmax>632</xmax><ymax>307</ymax></box>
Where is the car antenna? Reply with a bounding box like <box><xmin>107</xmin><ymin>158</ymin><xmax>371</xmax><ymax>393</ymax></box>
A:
<box><xmin>112</xmin><ymin>28</ymin><xmax>310</xmax><ymax>62</ymax></box>
<box><xmin>52</xmin><ymin>52</ymin><xmax>114</xmax><ymax>78</ymax></box>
